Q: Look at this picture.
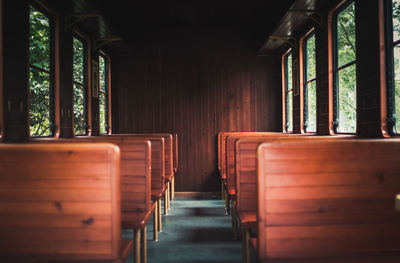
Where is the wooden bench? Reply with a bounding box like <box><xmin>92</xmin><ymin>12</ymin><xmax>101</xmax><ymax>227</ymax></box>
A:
<box><xmin>29</xmin><ymin>137</ymin><xmax>153</xmax><ymax>263</ymax></box>
<box><xmin>221</xmin><ymin>132</ymin><xmax>301</xmax><ymax>214</ymax></box>
<box><xmin>110</xmin><ymin>134</ymin><xmax>174</xmax><ymax>214</ymax></box>
<box><xmin>0</xmin><ymin>143</ymin><xmax>132</xmax><ymax>262</ymax></box>
<box><xmin>235</xmin><ymin>136</ymin><xmax>352</xmax><ymax>263</ymax></box>
<box><xmin>254</xmin><ymin>139</ymin><xmax>400</xmax><ymax>262</ymax></box>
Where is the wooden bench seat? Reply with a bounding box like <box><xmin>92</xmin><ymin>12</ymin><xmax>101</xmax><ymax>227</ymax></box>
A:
<box><xmin>0</xmin><ymin>143</ymin><xmax>132</xmax><ymax>263</ymax></box>
<box><xmin>254</xmin><ymin>139</ymin><xmax>400</xmax><ymax>263</ymax></box>
<box><xmin>109</xmin><ymin>134</ymin><xmax>174</xmax><ymax>214</ymax></box>
<box><xmin>235</xmin><ymin>135</ymin><xmax>353</xmax><ymax>263</ymax></box>
<box><xmin>29</xmin><ymin>137</ymin><xmax>153</xmax><ymax>263</ymax></box>
<box><xmin>218</xmin><ymin>132</ymin><xmax>300</xmax><ymax>213</ymax></box>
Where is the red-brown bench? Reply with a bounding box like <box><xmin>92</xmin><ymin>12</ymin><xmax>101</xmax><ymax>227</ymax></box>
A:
<box><xmin>254</xmin><ymin>139</ymin><xmax>400</xmax><ymax>262</ymax></box>
<box><xmin>0</xmin><ymin>143</ymin><xmax>133</xmax><ymax>262</ymax></box>
<box><xmin>234</xmin><ymin>135</ymin><xmax>352</xmax><ymax>263</ymax></box>
<box><xmin>221</xmin><ymin>132</ymin><xmax>302</xmax><ymax>214</ymax></box>
<box><xmin>29</xmin><ymin>137</ymin><xmax>154</xmax><ymax>263</ymax></box>
<box><xmin>109</xmin><ymin>134</ymin><xmax>174</xmax><ymax>214</ymax></box>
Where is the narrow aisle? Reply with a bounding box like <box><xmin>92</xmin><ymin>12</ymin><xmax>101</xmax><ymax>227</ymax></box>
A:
<box><xmin>123</xmin><ymin>197</ymin><xmax>242</xmax><ymax>263</ymax></box>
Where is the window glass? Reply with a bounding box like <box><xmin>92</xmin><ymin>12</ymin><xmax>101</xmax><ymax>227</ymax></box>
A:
<box><xmin>99</xmin><ymin>55</ymin><xmax>108</xmax><ymax>134</ymax></box>
<box><xmin>286</xmin><ymin>53</ymin><xmax>293</xmax><ymax>132</ymax></box>
<box><xmin>392</xmin><ymin>0</ymin><xmax>400</xmax><ymax>132</ymax></box>
<box><xmin>335</xmin><ymin>1</ymin><xmax>356</xmax><ymax>133</ymax></box>
<box><xmin>29</xmin><ymin>6</ymin><xmax>53</xmax><ymax>137</ymax></box>
<box><xmin>304</xmin><ymin>33</ymin><xmax>317</xmax><ymax>132</ymax></box>
<box><xmin>73</xmin><ymin>36</ymin><xmax>87</xmax><ymax>135</ymax></box>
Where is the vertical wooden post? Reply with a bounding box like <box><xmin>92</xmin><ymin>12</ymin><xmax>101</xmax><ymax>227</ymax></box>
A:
<box><xmin>153</xmin><ymin>204</ymin><xmax>158</xmax><ymax>241</ymax></box>
<box><xmin>141</xmin><ymin>227</ymin><xmax>147</xmax><ymax>263</ymax></box>
<box><xmin>241</xmin><ymin>228</ymin><xmax>250</xmax><ymax>263</ymax></box>
<box><xmin>158</xmin><ymin>199</ymin><xmax>162</xmax><ymax>232</ymax></box>
<box><xmin>221</xmin><ymin>181</ymin><xmax>225</xmax><ymax>200</ymax></box>
<box><xmin>171</xmin><ymin>177</ymin><xmax>175</xmax><ymax>200</ymax></box>
<box><xmin>164</xmin><ymin>187</ymin><xmax>168</xmax><ymax>215</ymax></box>
<box><xmin>232</xmin><ymin>206</ymin><xmax>238</xmax><ymax>240</ymax></box>
<box><xmin>224</xmin><ymin>189</ymin><xmax>230</xmax><ymax>215</ymax></box>
<box><xmin>134</xmin><ymin>229</ymin><xmax>141</xmax><ymax>263</ymax></box>
<box><xmin>167</xmin><ymin>182</ymin><xmax>171</xmax><ymax>209</ymax></box>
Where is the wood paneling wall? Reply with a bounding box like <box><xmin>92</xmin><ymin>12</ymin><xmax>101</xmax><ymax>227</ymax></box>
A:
<box><xmin>111</xmin><ymin>27</ymin><xmax>282</xmax><ymax>192</ymax></box>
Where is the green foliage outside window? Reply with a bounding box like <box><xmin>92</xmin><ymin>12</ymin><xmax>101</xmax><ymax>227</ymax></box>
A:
<box><xmin>286</xmin><ymin>53</ymin><xmax>293</xmax><ymax>132</ymax></box>
<box><xmin>392</xmin><ymin>0</ymin><xmax>400</xmax><ymax>133</ymax></box>
<box><xmin>99</xmin><ymin>55</ymin><xmax>108</xmax><ymax>134</ymax></box>
<box><xmin>29</xmin><ymin>6</ymin><xmax>52</xmax><ymax>137</ymax></box>
<box><xmin>73</xmin><ymin>37</ymin><xmax>87</xmax><ymax>135</ymax></box>
<box><xmin>305</xmin><ymin>34</ymin><xmax>317</xmax><ymax>132</ymax></box>
<box><xmin>335</xmin><ymin>2</ymin><xmax>357</xmax><ymax>133</ymax></box>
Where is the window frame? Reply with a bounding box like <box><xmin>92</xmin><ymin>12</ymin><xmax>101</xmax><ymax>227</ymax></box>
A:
<box><xmin>72</xmin><ymin>32</ymin><xmax>90</xmax><ymax>136</ymax></box>
<box><xmin>282</xmin><ymin>49</ymin><xmax>293</xmax><ymax>133</ymax></box>
<box><xmin>28</xmin><ymin>1</ymin><xmax>60</xmax><ymax>139</ymax></box>
<box><xmin>98</xmin><ymin>51</ymin><xmax>111</xmax><ymax>135</ymax></box>
<box><xmin>300</xmin><ymin>28</ymin><xmax>317</xmax><ymax>134</ymax></box>
<box><xmin>328</xmin><ymin>0</ymin><xmax>357</xmax><ymax>134</ymax></box>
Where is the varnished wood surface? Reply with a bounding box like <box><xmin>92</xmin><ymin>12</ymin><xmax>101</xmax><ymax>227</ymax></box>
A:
<box><xmin>0</xmin><ymin>143</ymin><xmax>124</xmax><ymax>260</ymax></box>
<box><xmin>110</xmin><ymin>134</ymin><xmax>174</xmax><ymax>180</ymax></box>
<box><xmin>29</xmin><ymin>137</ymin><xmax>152</xmax><ymax>215</ymax></box>
<box><xmin>111</xmin><ymin>33</ymin><xmax>283</xmax><ymax>192</ymax></box>
<box><xmin>257</xmin><ymin>139</ymin><xmax>400</xmax><ymax>260</ymax></box>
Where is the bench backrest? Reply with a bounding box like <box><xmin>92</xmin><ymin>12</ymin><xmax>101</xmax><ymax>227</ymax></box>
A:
<box><xmin>0</xmin><ymin>143</ymin><xmax>121</xmax><ymax>260</ymax></box>
<box><xmin>99</xmin><ymin>136</ymin><xmax>165</xmax><ymax>194</ymax></box>
<box><xmin>111</xmin><ymin>134</ymin><xmax>173</xmax><ymax>179</ymax></box>
<box><xmin>224</xmin><ymin>133</ymin><xmax>301</xmax><ymax>195</ymax></box>
<box><xmin>30</xmin><ymin>137</ymin><xmax>152</xmax><ymax>213</ymax></box>
<box><xmin>219</xmin><ymin>132</ymin><xmax>286</xmax><ymax>180</ymax></box>
<box><xmin>235</xmin><ymin>136</ymin><xmax>351</xmax><ymax>214</ymax></box>
<box><xmin>257</xmin><ymin>140</ymin><xmax>400</xmax><ymax>259</ymax></box>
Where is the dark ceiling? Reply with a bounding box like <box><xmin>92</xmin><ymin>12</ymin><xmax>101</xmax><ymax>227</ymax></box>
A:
<box><xmin>93</xmin><ymin>0</ymin><xmax>295</xmax><ymax>47</ymax></box>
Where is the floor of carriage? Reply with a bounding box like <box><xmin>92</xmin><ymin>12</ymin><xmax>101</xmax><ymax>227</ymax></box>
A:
<box><xmin>122</xmin><ymin>197</ymin><xmax>242</xmax><ymax>263</ymax></box>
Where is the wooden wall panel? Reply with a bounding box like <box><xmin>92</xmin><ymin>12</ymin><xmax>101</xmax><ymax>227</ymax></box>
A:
<box><xmin>111</xmin><ymin>27</ymin><xmax>282</xmax><ymax>192</ymax></box>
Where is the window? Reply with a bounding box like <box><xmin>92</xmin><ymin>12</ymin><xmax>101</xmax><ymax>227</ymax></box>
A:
<box><xmin>283</xmin><ymin>51</ymin><xmax>293</xmax><ymax>132</ymax></box>
<box><xmin>388</xmin><ymin>0</ymin><xmax>400</xmax><ymax>133</ymax></box>
<box><xmin>73</xmin><ymin>35</ymin><xmax>88</xmax><ymax>135</ymax></box>
<box><xmin>302</xmin><ymin>32</ymin><xmax>317</xmax><ymax>132</ymax></box>
<box><xmin>333</xmin><ymin>1</ymin><xmax>357</xmax><ymax>133</ymax></box>
<box><xmin>29</xmin><ymin>5</ymin><xmax>54</xmax><ymax>137</ymax></box>
<box><xmin>99</xmin><ymin>54</ymin><xmax>109</xmax><ymax>134</ymax></box>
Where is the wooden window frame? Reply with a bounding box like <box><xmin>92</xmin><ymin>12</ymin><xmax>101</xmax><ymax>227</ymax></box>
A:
<box><xmin>282</xmin><ymin>49</ymin><xmax>293</xmax><ymax>133</ymax></box>
<box><xmin>72</xmin><ymin>31</ymin><xmax>91</xmax><ymax>136</ymax></box>
<box><xmin>300</xmin><ymin>28</ymin><xmax>317</xmax><ymax>134</ymax></box>
<box><xmin>28</xmin><ymin>1</ymin><xmax>60</xmax><ymax>139</ymax></box>
<box><xmin>98</xmin><ymin>51</ymin><xmax>112</xmax><ymax>134</ymax></box>
<box><xmin>328</xmin><ymin>0</ymin><xmax>357</xmax><ymax>134</ymax></box>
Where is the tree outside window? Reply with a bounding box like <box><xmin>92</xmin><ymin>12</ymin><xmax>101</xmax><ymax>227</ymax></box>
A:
<box><xmin>73</xmin><ymin>36</ymin><xmax>88</xmax><ymax>135</ymax></box>
<box><xmin>99</xmin><ymin>55</ymin><xmax>109</xmax><ymax>134</ymax></box>
<box><xmin>304</xmin><ymin>33</ymin><xmax>317</xmax><ymax>132</ymax></box>
<box><xmin>29</xmin><ymin>6</ymin><xmax>54</xmax><ymax>137</ymax></box>
<box><xmin>285</xmin><ymin>52</ymin><xmax>293</xmax><ymax>132</ymax></box>
<box><xmin>391</xmin><ymin>0</ymin><xmax>400</xmax><ymax>133</ymax></box>
<box><xmin>334</xmin><ymin>1</ymin><xmax>357</xmax><ymax>133</ymax></box>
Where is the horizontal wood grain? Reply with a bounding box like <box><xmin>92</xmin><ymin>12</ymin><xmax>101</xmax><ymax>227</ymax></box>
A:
<box><xmin>256</xmin><ymin>140</ymin><xmax>400</xmax><ymax>260</ymax></box>
<box><xmin>0</xmin><ymin>143</ymin><xmax>123</xmax><ymax>260</ymax></box>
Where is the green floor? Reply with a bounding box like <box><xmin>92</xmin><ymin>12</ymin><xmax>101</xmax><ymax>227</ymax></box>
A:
<box><xmin>122</xmin><ymin>197</ymin><xmax>242</xmax><ymax>263</ymax></box>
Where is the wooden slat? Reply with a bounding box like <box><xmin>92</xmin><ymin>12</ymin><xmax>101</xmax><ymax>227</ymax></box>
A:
<box><xmin>256</xmin><ymin>140</ymin><xmax>400</xmax><ymax>260</ymax></box>
<box><xmin>0</xmin><ymin>143</ymin><xmax>121</xmax><ymax>260</ymax></box>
